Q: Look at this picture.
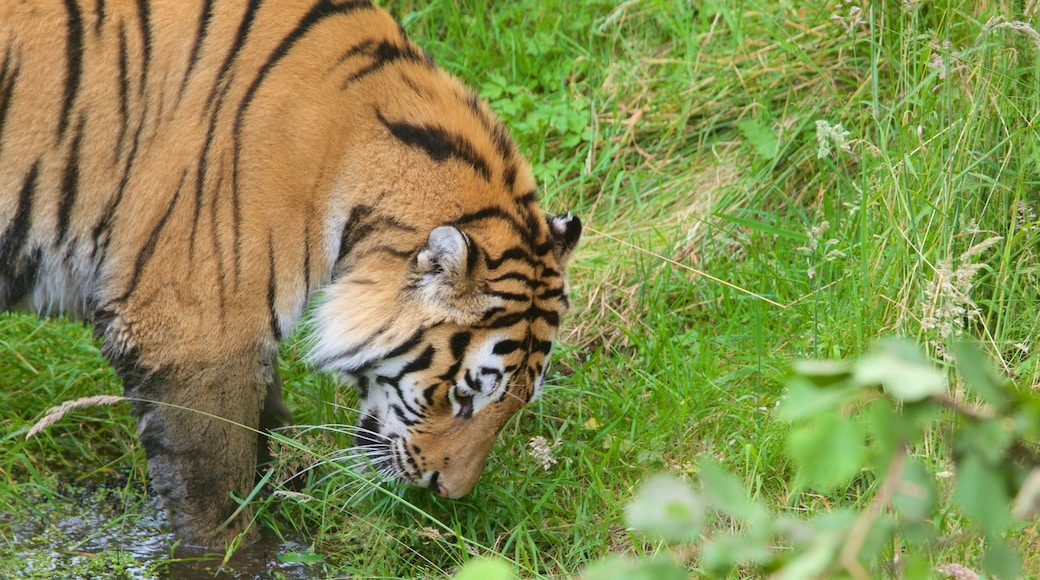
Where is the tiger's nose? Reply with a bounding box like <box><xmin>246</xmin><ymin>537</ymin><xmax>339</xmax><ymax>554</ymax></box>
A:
<box><xmin>429</xmin><ymin>471</ymin><xmax>449</xmax><ymax>498</ymax></box>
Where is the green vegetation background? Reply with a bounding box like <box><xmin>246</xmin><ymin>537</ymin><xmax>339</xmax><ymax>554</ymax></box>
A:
<box><xmin>2</xmin><ymin>0</ymin><xmax>1039</xmax><ymax>577</ymax></box>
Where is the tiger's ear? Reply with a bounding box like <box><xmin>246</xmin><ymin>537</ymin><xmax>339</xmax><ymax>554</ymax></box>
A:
<box><xmin>547</xmin><ymin>213</ymin><xmax>582</xmax><ymax>263</ymax></box>
<box><xmin>410</xmin><ymin>226</ymin><xmax>483</xmax><ymax>321</ymax></box>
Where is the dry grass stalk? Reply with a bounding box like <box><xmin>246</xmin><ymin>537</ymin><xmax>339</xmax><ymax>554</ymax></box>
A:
<box><xmin>26</xmin><ymin>395</ymin><xmax>126</xmax><ymax>439</ymax></box>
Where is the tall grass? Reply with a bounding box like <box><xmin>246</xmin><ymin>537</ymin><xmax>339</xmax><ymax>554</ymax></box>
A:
<box><xmin>2</xmin><ymin>0</ymin><xmax>1039</xmax><ymax>577</ymax></box>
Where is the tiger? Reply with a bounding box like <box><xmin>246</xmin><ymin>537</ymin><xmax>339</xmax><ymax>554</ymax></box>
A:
<box><xmin>0</xmin><ymin>0</ymin><xmax>581</xmax><ymax>548</ymax></box>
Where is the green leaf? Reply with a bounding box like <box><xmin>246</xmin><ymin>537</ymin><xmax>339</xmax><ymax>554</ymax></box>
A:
<box><xmin>952</xmin><ymin>453</ymin><xmax>1010</xmax><ymax>534</ymax></box>
<box><xmin>892</xmin><ymin>459</ymin><xmax>938</xmax><ymax>523</ymax></box>
<box><xmin>982</xmin><ymin>537</ymin><xmax>1022</xmax><ymax>580</ymax></box>
<box><xmin>777</xmin><ymin>378</ymin><xmax>862</xmax><ymax>422</ymax></box>
<box><xmin>901</xmin><ymin>554</ymin><xmax>933</xmax><ymax>580</ymax></box>
<box><xmin>698</xmin><ymin>459</ymin><xmax>770</xmax><ymax>528</ymax></box>
<box><xmin>771</xmin><ymin>530</ymin><xmax>842</xmax><ymax>580</ymax></box>
<box><xmin>700</xmin><ymin>533</ymin><xmax>774</xmax><ymax>577</ymax></box>
<box><xmin>954</xmin><ymin>419</ymin><xmax>1015</xmax><ymax>465</ymax></box>
<box><xmin>738</xmin><ymin>119</ymin><xmax>779</xmax><ymax>159</ymax></box>
<box><xmin>791</xmin><ymin>359</ymin><xmax>854</xmax><ymax>386</ymax></box>
<box><xmin>453</xmin><ymin>558</ymin><xmax>515</xmax><ymax>580</ymax></box>
<box><xmin>786</xmin><ymin>412</ymin><xmax>866</xmax><ymax>491</ymax></box>
<box><xmin>853</xmin><ymin>339</ymin><xmax>945</xmax><ymax>401</ymax></box>
<box><xmin>952</xmin><ymin>340</ymin><xmax>1008</xmax><ymax>410</ymax></box>
<box><xmin>581</xmin><ymin>556</ymin><xmax>687</xmax><ymax>580</ymax></box>
<box><xmin>624</xmin><ymin>474</ymin><xmax>705</xmax><ymax>541</ymax></box>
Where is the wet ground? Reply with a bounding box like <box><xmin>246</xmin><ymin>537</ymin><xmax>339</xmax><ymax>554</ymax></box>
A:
<box><xmin>1</xmin><ymin>481</ymin><xmax>325</xmax><ymax>579</ymax></box>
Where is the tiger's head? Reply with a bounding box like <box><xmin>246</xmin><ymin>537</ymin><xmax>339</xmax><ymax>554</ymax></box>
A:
<box><xmin>310</xmin><ymin>208</ymin><xmax>581</xmax><ymax>498</ymax></box>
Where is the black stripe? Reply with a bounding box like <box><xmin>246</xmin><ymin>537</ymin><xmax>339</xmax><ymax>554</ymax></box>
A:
<box><xmin>381</xmin><ymin>329</ymin><xmax>425</xmax><ymax>360</ymax></box>
<box><xmin>464</xmin><ymin>230</ymin><xmax>480</xmax><ymax>276</ymax></box>
<box><xmin>338</xmin><ymin>208</ymin><xmax>417</xmax><ymax>262</ymax></box>
<box><xmin>189</xmin><ymin>120</ymin><xmax>214</xmax><ymax>257</ymax></box>
<box><xmin>421</xmin><ymin>383</ymin><xmax>439</xmax><ymax>406</ymax></box>
<box><xmin>340</xmin><ymin>40</ymin><xmax>429</xmax><ymax>89</ymax></box>
<box><xmin>531</xmin><ymin>339</ymin><xmax>553</xmax><ymax>355</ymax></box>
<box><xmin>114</xmin><ymin>22</ymin><xmax>131</xmax><ymax>162</ymax></box>
<box><xmin>484</xmin><ymin>308</ymin><xmax>560</xmax><ymax>329</ymax></box>
<box><xmin>338</xmin><ymin>204</ymin><xmax>374</xmax><ymax>260</ymax></box>
<box><xmin>465</xmin><ymin>89</ymin><xmax>515</xmax><ymax>161</ymax></box>
<box><xmin>0</xmin><ymin>162</ymin><xmax>40</xmax><ymax>262</ymax></box>
<box><xmin>377</xmin><ymin>111</ymin><xmax>492</xmax><ymax>181</ymax></box>
<box><xmin>1</xmin><ymin>248</ymin><xmax>41</xmax><ymax>309</ymax></box>
<box><xmin>317</xmin><ymin>327</ymin><xmax>424</xmax><ymax>372</ymax></box>
<box><xmin>205</xmin><ymin>0</ymin><xmax>263</xmax><ymax>112</ymax></box>
<box><xmin>119</xmin><ymin>171</ymin><xmax>186</xmax><ymax>301</ymax></box>
<box><xmin>333</xmin><ymin>39</ymin><xmax>374</xmax><ymax>69</ymax></box>
<box><xmin>392</xmin><ymin>402</ymin><xmax>419</xmax><ymax>427</ymax></box>
<box><xmin>180</xmin><ymin>0</ymin><xmax>214</xmax><ymax>101</ymax></box>
<box><xmin>94</xmin><ymin>0</ymin><xmax>106</xmax><ymax>35</ymax></box>
<box><xmin>492</xmin><ymin>339</ymin><xmax>524</xmax><ymax>356</ymax></box>
<box><xmin>449</xmin><ymin>331</ymin><xmax>472</xmax><ymax>360</ymax></box>
<box><xmin>515</xmin><ymin>191</ymin><xmax>537</xmax><ymax>206</ymax></box>
<box><xmin>451</xmin><ymin>207</ymin><xmax>529</xmax><ymax>242</ymax></box>
<box><xmin>0</xmin><ymin>51</ymin><xmax>20</xmax><ymax>156</ymax></box>
<box><xmin>60</xmin><ymin>0</ymin><xmax>85</xmax><ymax>139</ymax></box>
<box><xmin>134</xmin><ymin>0</ymin><xmax>151</xmax><ymax>97</ymax></box>
<box><xmin>503</xmin><ymin>164</ymin><xmax>517</xmax><ymax>191</ymax></box>
<box><xmin>57</xmin><ymin>116</ymin><xmax>87</xmax><ymax>245</ymax></box>
<box><xmin>485</xmin><ymin>246</ymin><xmax>540</xmax><ymax>270</ymax></box>
<box><xmin>356</xmin><ymin>410</ymin><xmax>380</xmax><ymax>444</ymax></box>
<box><xmin>234</xmin><ymin>0</ymin><xmax>373</xmax><ymax>141</ymax></box>
<box><xmin>267</xmin><ymin>230</ymin><xmax>279</xmax><ymax>340</ymax></box>
<box><xmin>92</xmin><ymin>69</ymin><xmax>147</xmax><ymax>264</ymax></box>
<box><xmin>489</xmin><ymin>290</ymin><xmax>529</xmax><ymax>302</ymax></box>
<box><xmin>230</xmin><ymin>0</ymin><xmax>372</xmax><ymax>285</ymax></box>
<box><xmin>398</xmin><ymin>344</ymin><xmax>435</xmax><ymax>376</ymax></box>
<box><xmin>537</xmin><ymin>287</ymin><xmax>565</xmax><ymax>300</ymax></box>
<box><xmin>489</xmin><ymin>271</ymin><xmax>543</xmax><ymax>288</ymax></box>
<box><xmin>302</xmin><ymin>221</ymin><xmax>312</xmax><ymax>297</ymax></box>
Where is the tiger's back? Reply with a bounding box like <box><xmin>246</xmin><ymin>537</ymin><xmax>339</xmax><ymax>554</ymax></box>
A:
<box><xmin>1</xmin><ymin>0</ymin><xmax>580</xmax><ymax>548</ymax></box>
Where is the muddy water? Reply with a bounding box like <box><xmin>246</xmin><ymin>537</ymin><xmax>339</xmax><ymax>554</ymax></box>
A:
<box><xmin>3</xmin><ymin>482</ymin><xmax>326</xmax><ymax>579</ymax></box>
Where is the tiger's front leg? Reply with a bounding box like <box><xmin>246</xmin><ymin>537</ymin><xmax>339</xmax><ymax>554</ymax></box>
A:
<box><xmin>113</xmin><ymin>345</ymin><xmax>273</xmax><ymax>547</ymax></box>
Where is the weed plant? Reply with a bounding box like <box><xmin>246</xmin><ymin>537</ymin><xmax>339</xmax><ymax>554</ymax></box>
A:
<box><xmin>2</xmin><ymin>0</ymin><xmax>1039</xmax><ymax>578</ymax></box>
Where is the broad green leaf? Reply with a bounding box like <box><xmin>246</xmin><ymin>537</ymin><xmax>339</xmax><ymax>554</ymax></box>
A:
<box><xmin>738</xmin><ymin>119</ymin><xmax>779</xmax><ymax>160</ymax></box>
<box><xmin>786</xmin><ymin>412</ymin><xmax>866</xmax><ymax>491</ymax></box>
<box><xmin>454</xmin><ymin>558</ymin><xmax>515</xmax><ymax>580</ymax></box>
<box><xmin>790</xmin><ymin>358</ymin><xmax>853</xmax><ymax>385</ymax></box>
<box><xmin>901</xmin><ymin>554</ymin><xmax>933</xmax><ymax>580</ymax></box>
<box><xmin>624</xmin><ymin>473</ymin><xmax>705</xmax><ymax>541</ymax></box>
<box><xmin>853</xmin><ymin>339</ymin><xmax>945</xmax><ymax>401</ymax></box>
<box><xmin>954</xmin><ymin>419</ymin><xmax>1015</xmax><ymax>465</ymax></box>
<box><xmin>952</xmin><ymin>454</ymin><xmax>1010</xmax><ymax>533</ymax></box>
<box><xmin>700</xmin><ymin>534</ymin><xmax>774</xmax><ymax>578</ymax></box>
<box><xmin>771</xmin><ymin>531</ymin><xmax>842</xmax><ymax>580</ymax></box>
<box><xmin>952</xmin><ymin>340</ymin><xmax>1008</xmax><ymax>410</ymax></box>
<box><xmin>982</xmin><ymin>537</ymin><xmax>1022</xmax><ymax>580</ymax></box>
<box><xmin>698</xmin><ymin>459</ymin><xmax>770</xmax><ymax>528</ymax></box>
<box><xmin>777</xmin><ymin>378</ymin><xmax>862</xmax><ymax>422</ymax></box>
<box><xmin>892</xmin><ymin>459</ymin><xmax>938</xmax><ymax>522</ymax></box>
<box><xmin>581</xmin><ymin>556</ymin><xmax>687</xmax><ymax>580</ymax></box>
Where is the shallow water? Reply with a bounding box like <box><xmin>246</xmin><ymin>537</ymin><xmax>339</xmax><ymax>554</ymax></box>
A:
<box><xmin>2</xmin><ymin>481</ymin><xmax>326</xmax><ymax>579</ymax></box>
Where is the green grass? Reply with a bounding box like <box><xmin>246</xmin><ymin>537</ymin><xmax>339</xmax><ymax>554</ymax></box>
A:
<box><xmin>3</xmin><ymin>0</ymin><xmax>1040</xmax><ymax>577</ymax></box>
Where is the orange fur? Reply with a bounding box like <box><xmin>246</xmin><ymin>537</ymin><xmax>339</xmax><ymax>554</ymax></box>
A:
<box><xmin>1</xmin><ymin>0</ymin><xmax>580</xmax><ymax>547</ymax></box>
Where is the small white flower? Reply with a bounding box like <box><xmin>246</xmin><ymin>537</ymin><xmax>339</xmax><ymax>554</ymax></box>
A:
<box><xmin>815</xmin><ymin>120</ymin><xmax>852</xmax><ymax>159</ymax></box>
<box><xmin>528</xmin><ymin>436</ymin><xmax>560</xmax><ymax>471</ymax></box>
